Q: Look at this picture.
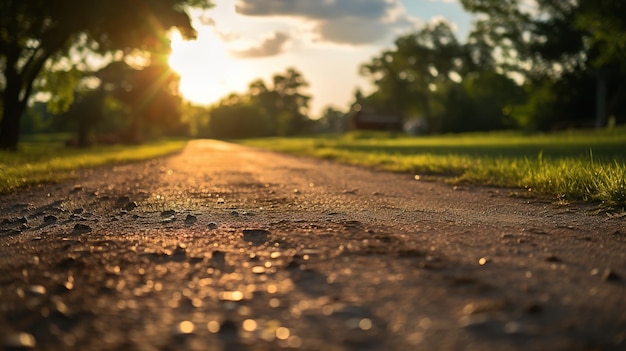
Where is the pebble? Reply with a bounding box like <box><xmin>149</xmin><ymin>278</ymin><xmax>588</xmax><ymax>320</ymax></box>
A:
<box><xmin>28</xmin><ymin>285</ymin><xmax>46</xmax><ymax>295</ymax></box>
<box><xmin>212</xmin><ymin>251</ymin><xmax>225</xmax><ymax>265</ymax></box>
<box><xmin>184</xmin><ymin>214</ymin><xmax>197</xmax><ymax>224</ymax></box>
<box><xmin>4</xmin><ymin>332</ymin><xmax>36</xmax><ymax>349</ymax></box>
<box><xmin>161</xmin><ymin>210</ymin><xmax>176</xmax><ymax>217</ymax></box>
<box><xmin>173</xmin><ymin>321</ymin><xmax>195</xmax><ymax>335</ymax></box>
<box><xmin>545</xmin><ymin>255</ymin><xmax>562</xmax><ymax>262</ymax></box>
<box><xmin>174</xmin><ymin>243</ymin><xmax>187</xmax><ymax>254</ymax></box>
<box><xmin>73</xmin><ymin>223</ymin><xmax>92</xmax><ymax>233</ymax></box>
<box><xmin>602</xmin><ymin>269</ymin><xmax>621</xmax><ymax>282</ymax></box>
<box><xmin>242</xmin><ymin>229</ymin><xmax>270</xmax><ymax>244</ymax></box>
<box><xmin>43</xmin><ymin>215</ymin><xmax>57</xmax><ymax>224</ymax></box>
<box><xmin>123</xmin><ymin>202</ymin><xmax>138</xmax><ymax>211</ymax></box>
<box><xmin>208</xmin><ymin>222</ymin><xmax>218</xmax><ymax>230</ymax></box>
<box><xmin>115</xmin><ymin>196</ymin><xmax>131</xmax><ymax>207</ymax></box>
<box><xmin>459</xmin><ymin>314</ymin><xmax>490</xmax><ymax>328</ymax></box>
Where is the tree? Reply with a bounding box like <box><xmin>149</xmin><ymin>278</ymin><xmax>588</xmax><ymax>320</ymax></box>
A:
<box><xmin>360</xmin><ymin>21</ymin><xmax>468</xmax><ymax>133</ymax></box>
<box><xmin>317</xmin><ymin>106</ymin><xmax>347</xmax><ymax>134</ymax></box>
<box><xmin>208</xmin><ymin>68</ymin><xmax>312</xmax><ymax>138</ymax></box>
<box><xmin>100</xmin><ymin>58</ymin><xmax>184</xmax><ymax>143</ymax></box>
<box><xmin>460</xmin><ymin>0</ymin><xmax>626</xmax><ymax>128</ymax></box>
<box><xmin>441</xmin><ymin>72</ymin><xmax>525</xmax><ymax>132</ymax></box>
<box><xmin>0</xmin><ymin>0</ymin><xmax>211</xmax><ymax>150</ymax></box>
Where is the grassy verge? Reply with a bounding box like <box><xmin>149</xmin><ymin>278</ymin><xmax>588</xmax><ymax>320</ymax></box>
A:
<box><xmin>240</xmin><ymin>128</ymin><xmax>626</xmax><ymax>209</ymax></box>
<box><xmin>0</xmin><ymin>136</ymin><xmax>187</xmax><ymax>193</ymax></box>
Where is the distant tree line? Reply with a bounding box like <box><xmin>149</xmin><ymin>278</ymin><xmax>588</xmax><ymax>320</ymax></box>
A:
<box><xmin>4</xmin><ymin>0</ymin><xmax>626</xmax><ymax>150</ymax></box>
<box><xmin>195</xmin><ymin>68</ymin><xmax>313</xmax><ymax>139</ymax></box>
<box><xmin>357</xmin><ymin>0</ymin><xmax>626</xmax><ymax>133</ymax></box>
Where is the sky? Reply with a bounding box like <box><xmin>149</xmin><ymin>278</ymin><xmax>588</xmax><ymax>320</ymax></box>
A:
<box><xmin>168</xmin><ymin>0</ymin><xmax>474</xmax><ymax>117</ymax></box>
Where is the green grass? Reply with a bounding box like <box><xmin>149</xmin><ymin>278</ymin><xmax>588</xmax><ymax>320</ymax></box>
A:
<box><xmin>0</xmin><ymin>136</ymin><xmax>187</xmax><ymax>193</ymax></box>
<box><xmin>240</xmin><ymin>128</ymin><xmax>626</xmax><ymax>209</ymax></box>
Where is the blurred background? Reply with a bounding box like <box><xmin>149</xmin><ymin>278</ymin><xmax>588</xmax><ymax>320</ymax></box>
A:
<box><xmin>2</xmin><ymin>0</ymin><xmax>625</xmax><ymax>148</ymax></box>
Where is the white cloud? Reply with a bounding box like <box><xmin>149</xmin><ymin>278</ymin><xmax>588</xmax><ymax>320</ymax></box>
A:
<box><xmin>234</xmin><ymin>0</ymin><xmax>419</xmax><ymax>45</ymax></box>
<box><xmin>230</xmin><ymin>31</ymin><xmax>290</xmax><ymax>58</ymax></box>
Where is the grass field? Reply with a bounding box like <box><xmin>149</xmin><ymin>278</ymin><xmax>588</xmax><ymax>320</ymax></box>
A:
<box><xmin>241</xmin><ymin>128</ymin><xmax>626</xmax><ymax>209</ymax></box>
<box><xmin>0</xmin><ymin>134</ymin><xmax>187</xmax><ymax>193</ymax></box>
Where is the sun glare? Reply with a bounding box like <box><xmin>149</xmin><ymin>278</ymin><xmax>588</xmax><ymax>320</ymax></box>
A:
<box><xmin>168</xmin><ymin>28</ymin><xmax>252</xmax><ymax>106</ymax></box>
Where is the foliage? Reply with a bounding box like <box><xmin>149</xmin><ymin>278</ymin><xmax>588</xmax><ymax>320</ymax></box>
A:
<box><xmin>0</xmin><ymin>0</ymin><xmax>212</xmax><ymax>150</ymax></box>
<box><xmin>0</xmin><ymin>137</ymin><xmax>187</xmax><ymax>193</ymax></box>
<box><xmin>316</xmin><ymin>106</ymin><xmax>347</xmax><ymax>134</ymax></box>
<box><xmin>97</xmin><ymin>59</ymin><xmax>186</xmax><ymax>143</ymax></box>
<box><xmin>356</xmin><ymin>1</ymin><xmax>626</xmax><ymax>134</ymax></box>
<box><xmin>359</xmin><ymin>20</ymin><xmax>525</xmax><ymax>133</ymax></box>
<box><xmin>460</xmin><ymin>0</ymin><xmax>626</xmax><ymax>129</ymax></box>
<box><xmin>207</xmin><ymin>68</ymin><xmax>312</xmax><ymax>139</ymax></box>
<box><xmin>241</xmin><ymin>128</ymin><xmax>626</xmax><ymax>208</ymax></box>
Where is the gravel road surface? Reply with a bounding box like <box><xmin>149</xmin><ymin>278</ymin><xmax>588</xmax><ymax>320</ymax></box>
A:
<box><xmin>1</xmin><ymin>140</ymin><xmax>625</xmax><ymax>351</ymax></box>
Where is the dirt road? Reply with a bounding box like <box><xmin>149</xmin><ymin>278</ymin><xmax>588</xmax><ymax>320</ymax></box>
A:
<box><xmin>1</xmin><ymin>140</ymin><xmax>625</xmax><ymax>351</ymax></box>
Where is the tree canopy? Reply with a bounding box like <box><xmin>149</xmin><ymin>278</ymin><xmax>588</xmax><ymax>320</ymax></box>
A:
<box><xmin>0</xmin><ymin>0</ymin><xmax>211</xmax><ymax>150</ymax></box>
<box><xmin>461</xmin><ymin>0</ymin><xmax>626</xmax><ymax>128</ymax></box>
<box><xmin>207</xmin><ymin>68</ymin><xmax>312</xmax><ymax>139</ymax></box>
<box><xmin>357</xmin><ymin>0</ymin><xmax>625</xmax><ymax>133</ymax></box>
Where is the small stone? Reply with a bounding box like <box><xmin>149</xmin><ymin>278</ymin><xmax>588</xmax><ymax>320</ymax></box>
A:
<box><xmin>242</xmin><ymin>229</ymin><xmax>270</xmax><ymax>243</ymax></box>
<box><xmin>478</xmin><ymin>257</ymin><xmax>491</xmax><ymax>265</ymax></box>
<box><xmin>218</xmin><ymin>320</ymin><xmax>238</xmax><ymax>335</ymax></box>
<box><xmin>524</xmin><ymin>303</ymin><xmax>543</xmax><ymax>314</ymax></box>
<box><xmin>43</xmin><ymin>215</ymin><xmax>57</xmax><ymax>224</ymax></box>
<box><xmin>459</xmin><ymin>314</ymin><xmax>490</xmax><ymax>328</ymax></box>
<box><xmin>212</xmin><ymin>251</ymin><xmax>225</xmax><ymax>265</ymax></box>
<box><xmin>601</xmin><ymin>269</ymin><xmax>621</xmax><ymax>282</ymax></box>
<box><xmin>217</xmin><ymin>198</ymin><xmax>225</xmax><ymax>204</ymax></box>
<box><xmin>175</xmin><ymin>243</ymin><xmax>187</xmax><ymax>254</ymax></box>
<box><xmin>73</xmin><ymin>223</ymin><xmax>91</xmax><ymax>233</ymax></box>
<box><xmin>174</xmin><ymin>321</ymin><xmax>195</xmax><ymax>335</ymax></box>
<box><xmin>208</xmin><ymin>222</ymin><xmax>218</xmax><ymax>230</ymax></box>
<box><xmin>462</xmin><ymin>299</ymin><xmax>506</xmax><ymax>315</ymax></box>
<box><xmin>184</xmin><ymin>214</ymin><xmax>197</xmax><ymax>224</ymax></box>
<box><xmin>115</xmin><ymin>196</ymin><xmax>131</xmax><ymax>207</ymax></box>
<box><xmin>123</xmin><ymin>202</ymin><xmax>138</xmax><ymax>211</ymax></box>
<box><xmin>161</xmin><ymin>210</ymin><xmax>176</xmax><ymax>217</ymax></box>
<box><xmin>252</xmin><ymin>266</ymin><xmax>266</xmax><ymax>274</ymax></box>
<box><xmin>28</xmin><ymin>285</ymin><xmax>46</xmax><ymax>295</ymax></box>
<box><xmin>545</xmin><ymin>255</ymin><xmax>561</xmax><ymax>262</ymax></box>
<box><xmin>72</xmin><ymin>208</ymin><xmax>84</xmax><ymax>215</ymax></box>
<box><xmin>230</xmin><ymin>211</ymin><xmax>239</xmax><ymax>216</ymax></box>
<box><xmin>4</xmin><ymin>332</ymin><xmax>36</xmax><ymax>349</ymax></box>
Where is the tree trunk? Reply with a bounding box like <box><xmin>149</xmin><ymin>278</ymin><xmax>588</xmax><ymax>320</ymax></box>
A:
<box><xmin>595</xmin><ymin>69</ymin><xmax>607</xmax><ymax>128</ymax></box>
<box><xmin>0</xmin><ymin>102</ymin><xmax>22</xmax><ymax>151</ymax></box>
<box><xmin>0</xmin><ymin>73</ymin><xmax>25</xmax><ymax>151</ymax></box>
<box><xmin>77</xmin><ymin>117</ymin><xmax>91</xmax><ymax>148</ymax></box>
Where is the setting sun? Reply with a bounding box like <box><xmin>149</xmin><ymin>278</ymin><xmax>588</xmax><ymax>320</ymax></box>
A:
<box><xmin>168</xmin><ymin>28</ymin><xmax>254</xmax><ymax>106</ymax></box>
